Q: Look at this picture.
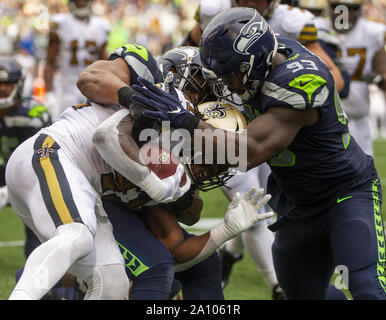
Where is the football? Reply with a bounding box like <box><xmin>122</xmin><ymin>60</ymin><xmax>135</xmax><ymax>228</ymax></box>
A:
<box><xmin>140</xmin><ymin>143</ymin><xmax>187</xmax><ymax>187</ymax></box>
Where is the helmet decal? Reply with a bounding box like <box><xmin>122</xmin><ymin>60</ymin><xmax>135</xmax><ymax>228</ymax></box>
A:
<box><xmin>203</xmin><ymin>103</ymin><xmax>232</xmax><ymax>119</ymax></box>
<box><xmin>176</xmin><ymin>47</ymin><xmax>199</xmax><ymax>61</ymax></box>
<box><xmin>234</xmin><ymin>14</ymin><xmax>269</xmax><ymax>55</ymax></box>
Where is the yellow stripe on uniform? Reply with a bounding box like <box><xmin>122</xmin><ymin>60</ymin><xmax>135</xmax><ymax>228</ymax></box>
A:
<box><xmin>39</xmin><ymin>136</ymin><xmax>74</xmax><ymax>224</ymax></box>
<box><xmin>301</xmin><ymin>26</ymin><xmax>318</xmax><ymax>33</ymax></box>
<box><xmin>298</xmin><ymin>34</ymin><xmax>318</xmax><ymax>42</ymax></box>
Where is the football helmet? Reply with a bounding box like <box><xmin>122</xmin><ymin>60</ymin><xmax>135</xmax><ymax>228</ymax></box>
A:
<box><xmin>235</xmin><ymin>0</ymin><xmax>281</xmax><ymax>20</ymax></box>
<box><xmin>298</xmin><ymin>0</ymin><xmax>328</xmax><ymax>15</ymax></box>
<box><xmin>68</xmin><ymin>0</ymin><xmax>93</xmax><ymax>19</ymax></box>
<box><xmin>0</xmin><ymin>57</ymin><xmax>25</xmax><ymax>109</ymax></box>
<box><xmin>186</xmin><ymin>101</ymin><xmax>247</xmax><ymax>191</ymax></box>
<box><xmin>158</xmin><ymin>46</ymin><xmax>222</xmax><ymax>107</ymax></box>
<box><xmin>328</xmin><ymin>0</ymin><xmax>363</xmax><ymax>32</ymax></box>
<box><xmin>199</xmin><ymin>7</ymin><xmax>278</xmax><ymax>102</ymax></box>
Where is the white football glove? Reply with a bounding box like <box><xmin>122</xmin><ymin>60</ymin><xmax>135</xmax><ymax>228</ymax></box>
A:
<box><xmin>224</xmin><ymin>187</ymin><xmax>273</xmax><ymax>233</ymax></box>
<box><xmin>211</xmin><ymin>187</ymin><xmax>274</xmax><ymax>245</ymax></box>
<box><xmin>174</xmin><ymin>186</ymin><xmax>274</xmax><ymax>272</ymax></box>
<box><xmin>0</xmin><ymin>185</ymin><xmax>9</xmax><ymax>211</ymax></box>
<box><xmin>140</xmin><ymin>163</ymin><xmax>192</xmax><ymax>203</ymax></box>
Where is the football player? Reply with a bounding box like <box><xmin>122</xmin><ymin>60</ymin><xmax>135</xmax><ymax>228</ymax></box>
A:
<box><xmin>0</xmin><ymin>57</ymin><xmax>50</xmax><ymax>188</ymax></box>
<box><xmin>297</xmin><ymin>0</ymin><xmax>351</xmax><ymax>99</ymax></box>
<box><xmin>99</xmin><ymin>102</ymin><xmax>272</xmax><ymax>300</ymax></box>
<box><xmin>183</xmin><ymin>0</ymin><xmax>345</xmax><ymax>93</ymax></box>
<box><xmin>77</xmin><ymin>43</ymin><xmax>273</xmax><ymax>300</ymax></box>
<box><xmin>328</xmin><ymin>0</ymin><xmax>386</xmax><ymax>156</ymax></box>
<box><xmin>129</xmin><ymin>8</ymin><xmax>386</xmax><ymax>300</ymax></box>
<box><xmin>157</xmin><ymin>46</ymin><xmax>284</xmax><ymax>299</ymax></box>
<box><xmin>44</xmin><ymin>0</ymin><xmax>111</xmax><ymax>120</ymax></box>
<box><xmin>7</xmin><ymin>43</ymin><xmax>271</xmax><ymax>300</ymax></box>
<box><xmin>0</xmin><ymin>56</ymin><xmax>51</xmax><ymax>242</ymax></box>
<box><xmin>0</xmin><ymin>57</ymin><xmax>89</xmax><ymax>300</ymax></box>
<box><xmin>181</xmin><ymin>0</ymin><xmax>347</xmax><ymax>287</ymax></box>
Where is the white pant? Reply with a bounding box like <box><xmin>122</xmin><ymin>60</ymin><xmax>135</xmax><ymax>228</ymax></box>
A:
<box><xmin>220</xmin><ymin>164</ymin><xmax>278</xmax><ymax>289</ymax></box>
<box><xmin>348</xmin><ymin>115</ymin><xmax>373</xmax><ymax>156</ymax></box>
<box><xmin>6</xmin><ymin>133</ymin><xmax>126</xmax><ymax>298</ymax></box>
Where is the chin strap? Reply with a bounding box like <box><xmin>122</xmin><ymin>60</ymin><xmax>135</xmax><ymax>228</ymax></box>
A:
<box><xmin>239</xmin><ymin>55</ymin><xmax>259</xmax><ymax>101</ymax></box>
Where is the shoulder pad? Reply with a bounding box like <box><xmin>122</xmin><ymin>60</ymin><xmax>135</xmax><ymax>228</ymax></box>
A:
<box><xmin>111</xmin><ymin>43</ymin><xmax>149</xmax><ymax>62</ymax></box>
<box><xmin>263</xmin><ymin>57</ymin><xmax>331</xmax><ymax>110</ymax></box>
<box><xmin>109</xmin><ymin>44</ymin><xmax>163</xmax><ymax>85</ymax></box>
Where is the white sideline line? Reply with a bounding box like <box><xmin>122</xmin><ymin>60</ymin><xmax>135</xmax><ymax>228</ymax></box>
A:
<box><xmin>2</xmin><ymin>212</ymin><xmax>385</xmax><ymax>247</ymax></box>
<box><xmin>0</xmin><ymin>219</ymin><xmax>223</xmax><ymax>248</ymax></box>
<box><xmin>0</xmin><ymin>240</ymin><xmax>25</xmax><ymax>247</ymax></box>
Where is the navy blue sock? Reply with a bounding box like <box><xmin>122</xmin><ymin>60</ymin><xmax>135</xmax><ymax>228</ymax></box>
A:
<box><xmin>175</xmin><ymin>252</ymin><xmax>224</xmax><ymax>300</ymax></box>
<box><xmin>349</xmin><ymin>264</ymin><xmax>386</xmax><ymax>300</ymax></box>
<box><xmin>130</xmin><ymin>263</ymin><xmax>175</xmax><ymax>300</ymax></box>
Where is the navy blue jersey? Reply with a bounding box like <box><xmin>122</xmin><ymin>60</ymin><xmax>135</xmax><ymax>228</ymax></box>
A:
<box><xmin>243</xmin><ymin>36</ymin><xmax>377</xmax><ymax>219</ymax></box>
<box><xmin>109</xmin><ymin>43</ymin><xmax>164</xmax><ymax>86</ymax></box>
<box><xmin>0</xmin><ymin>98</ymin><xmax>51</xmax><ymax>185</ymax></box>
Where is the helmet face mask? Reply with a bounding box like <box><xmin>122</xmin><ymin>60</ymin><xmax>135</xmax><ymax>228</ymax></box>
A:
<box><xmin>158</xmin><ymin>48</ymin><xmax>250</xmax><ymax>191</ymax></box>
<box><xmin>176</xmin><ymin>64</ymin><xmax>212</xmax><ymax>106</ymax></box>
<box><xmin>158</xmin><ymin>47</ymin><xmax>218</xmax><ymax>108</ymax></box>
<box><xmin>186</xmin><ymin>162</ymin><xmax>233</xmax><ymax>191</ymax></box>
<box><xmin>0</xmin><ymin>58</ymin><xmax>24</xmax><ymax>110</ymax></box>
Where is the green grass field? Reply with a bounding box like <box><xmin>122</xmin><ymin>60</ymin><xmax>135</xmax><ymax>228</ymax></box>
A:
<box><xmin>0</xmin><ymin>139</ymin><xmax>385</xmax><ymax>300</ymax></box>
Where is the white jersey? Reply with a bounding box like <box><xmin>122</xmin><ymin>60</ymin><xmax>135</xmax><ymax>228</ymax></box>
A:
<box><xmin>314</xmin><ymin>16</ymin><xmax>340</xmax><ymax>47</ymax></box>
<box><xmin>49</xmin><ymin>13</ymin><xmax>110</xmax><ymax>119</ymax></box>
<box><xmin>269</xmin><ymin>4</ymin><xmax>317</xmax><ymax>43</ymax></box>
<box><xmin>41</xmin><ymin>86</ymin><xmax>190</xmax><ymax>208</ymax></box>
<box><xmin>336</xmin><ymin>17</ymin><xmax>385</xmax><ymax>118</ymax></box>
<box><xmin>40</xmin><ymin>102</ymin><xmax>117</xmax><ymax>192</ymax></box>
<box><xmin>50</xmin><ymin>13</ymin><xmax>110</xmax><ymax>84</ymax></box>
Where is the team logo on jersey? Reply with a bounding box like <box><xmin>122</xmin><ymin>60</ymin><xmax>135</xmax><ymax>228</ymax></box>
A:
<box><xmin>38</xmin><ymin>143</ymin><xmax>54</xmax><ymax>158</ymax></box>
<box><xmin>233</xmin><ymin>13</ymin><xmax>268</xmax><ymax>55</ymax></box>
<box><xmin>203</xmin><ymin>103</ymin><xmax>231</xmax><ymax>119</ymax></box>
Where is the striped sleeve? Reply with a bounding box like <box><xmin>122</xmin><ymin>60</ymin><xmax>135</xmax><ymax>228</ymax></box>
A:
<box><xmin>298</xmin><ymin>23</ymin><xmax>318</xmax><ymax>43</ymax></box>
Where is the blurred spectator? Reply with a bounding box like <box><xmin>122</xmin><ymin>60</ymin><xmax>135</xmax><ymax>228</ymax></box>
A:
<box><xmin>0</xmin><ymin>0</ymin><xmax>382</xmax><ymax>111</ymax></box>
<box><xmin>43</xmin><ymin>0</ymin><xmax>111</xmax><ymax>120</ymax></box>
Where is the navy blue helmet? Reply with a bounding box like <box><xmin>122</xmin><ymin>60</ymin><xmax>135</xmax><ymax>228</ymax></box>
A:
<box><xmin>199</xmin><ymin>7</ymin><xmax>278</xmax><ymax>101</ymax></box>
<box><xmin>0</xmin><ymin>57</ymin><xmax>25</xmax><ymax>109</ymax></box>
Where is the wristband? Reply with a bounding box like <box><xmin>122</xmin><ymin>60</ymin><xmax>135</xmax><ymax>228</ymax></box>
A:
<box><xmin>117</xmin><ymin>86</ymin><xmax>137</xmax><ymax>108</ymax></box>
<box><xmin>181</xmin><ymin>113</ymin><xmax>201</xmax><ymax>135</ymax></box>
